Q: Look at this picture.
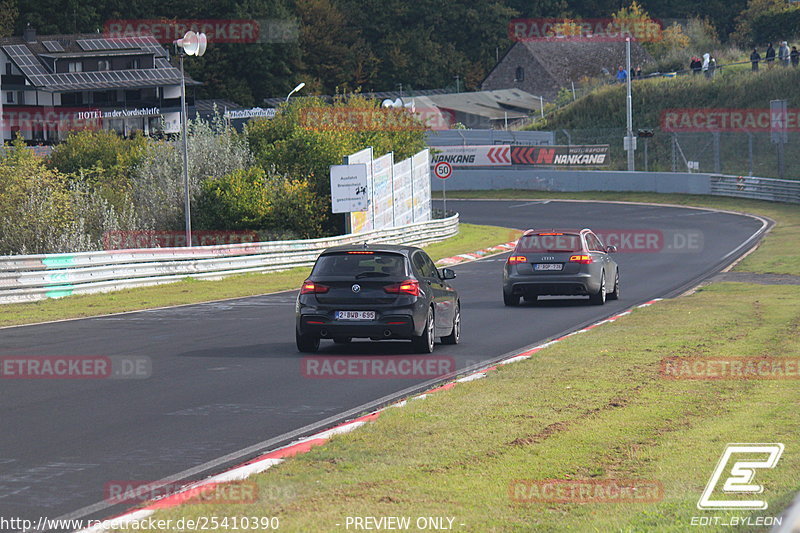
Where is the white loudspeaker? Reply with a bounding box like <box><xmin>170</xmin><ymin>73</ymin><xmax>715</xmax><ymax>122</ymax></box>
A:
<box><xmin>177</xmin><ymin>31</ymin><xmax>207</xmax><ymax>57</ymax></box>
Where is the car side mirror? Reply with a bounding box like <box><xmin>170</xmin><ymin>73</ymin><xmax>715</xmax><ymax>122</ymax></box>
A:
<box><xmin>440</xmin><ymin>268</ymin><xmax>456</xmax><ymax>280</ymax></box>
<box><xmin>606</xmin><ymin>245</ymin><xmax>617</xmax><ymax>253</ymax></box>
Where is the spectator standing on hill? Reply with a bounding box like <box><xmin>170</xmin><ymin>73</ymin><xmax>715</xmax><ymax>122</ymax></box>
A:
<box><xmin>635</xmin><ymin>65</ymin><xmax>642</xmax><ymax>78</ymax></box>
<box><xmin>792</xmin><ymin>46</ymin><xmax>799</xmax><ymax>67</ymax></box>
<box><xmin>779</xmin><ymin>41</ymin><xmax>790</xmax><ymax>66</ymax></box>
<box><xmin>766</xmin><ymin>42</ymin><xmax>776</xmax><ymax>66</ymax></box>
<box><xmin>616</xmin><ymin>65</ymin><xmax>627</xmax><ymax>83</ymax></box>
<box><xmin>702</xmin><ymin>53</ymin><xmax>711</xmax><ymax>78</ymax></box>
<box><xmin>751</xmin><ymin>48</ymin><xmax>761</xmax><ymax>71</ymax></box>
<box><xmin>690</xmin><ymin>56</ymin><xmax>701</xmax><ymax>74</ymax></box>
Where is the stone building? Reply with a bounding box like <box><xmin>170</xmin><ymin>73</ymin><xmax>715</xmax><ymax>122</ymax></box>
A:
<box><xmin>481</xmin><ymin>40</ymin><xmax>652</xmax><ymax>101</ymax></box>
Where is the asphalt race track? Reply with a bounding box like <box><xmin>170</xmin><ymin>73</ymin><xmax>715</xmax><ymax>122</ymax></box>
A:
<box><xmin>0</xmin><ymin>200</ymin><xmax>768</xmax><ymax>529</ymax></box>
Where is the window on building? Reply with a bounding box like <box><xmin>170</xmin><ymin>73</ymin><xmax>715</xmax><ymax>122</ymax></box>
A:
<box><xmin>127</xmin><ymin>58</ymin><xmax>140</xmax><ymax>70</ymax></box>
<box><xmin>125</xmin><ymin>89</ymin><xmax>141</xmax><ymax>102</ymax></box>
<box><xmin>61</xmin><ymin>92</ymin><xmax>81</xmax><ymax>105</ymax></box>
<box><xmin>68</xmin><ymin>61</ymin><xmax>83</xmax><ymax>73</ymax></box>
<box><xmin>515</xmin><ymin>67</ymin><xmax>524</xmax><ymax>82</ymax></box>
<box><xmin>97</xmin><ymin>60</ymin><xmax>111</xmax><ymax>71</ymax></box>
<box><xmin>6</xmin><ymin>92</ymin><xmax>13</xmax><ymax>104</ymax></box>
<box><xmin>92</xmin><ymin>90</ymin><xmax>115</xmax><ymax>105</ymax></box>
<box><xmin>5</xmin><ymin>63</ymin><xmax>11</xmax><ymax>76</ymax></box>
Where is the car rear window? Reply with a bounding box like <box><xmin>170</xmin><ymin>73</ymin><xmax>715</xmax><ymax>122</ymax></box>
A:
<box><xmin>312</xmin><ymin>252</ymin><xmax>407</xmax><ymax>277</ymax></box>
<box><xmin>517</xmin><ymin>233</ymin><xmax>582</xmax><ymax>253</ymax></box>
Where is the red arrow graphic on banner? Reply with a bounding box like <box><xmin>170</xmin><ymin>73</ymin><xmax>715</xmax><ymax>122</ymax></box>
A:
<box><xmin>512</xmin><ymin>146</ymin><xmax>543</xmax><ymax>164</ymax></box>
<box><xmin>524</xmin><ymin>147</ymin><xmax>535</xmax><ymax>164</ymax></box>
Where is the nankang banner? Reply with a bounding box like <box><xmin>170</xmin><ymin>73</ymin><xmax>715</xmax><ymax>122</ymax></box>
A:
<box><xmin>429</xmin><ymin>145</ymin><xmax>511</xmax><ymax>167</ymax></box>
<box><xmin>510</xmin><ymin>145</ymin><xmax>610</xmax><ymax>166</ymax></box>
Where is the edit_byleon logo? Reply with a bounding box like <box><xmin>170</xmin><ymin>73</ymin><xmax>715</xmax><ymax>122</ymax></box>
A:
<box><xmin>697</xmin><ymin>443</ymin><xmax>784</xmax><ymax>510</ymax></box>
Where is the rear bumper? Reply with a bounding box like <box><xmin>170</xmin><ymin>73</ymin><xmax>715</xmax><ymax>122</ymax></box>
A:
<box><xmin>298</xmin><ymin>314</ymin><xmax>417</xmax><ymax>338</ymax></box>
<box><xmin>504</xmin><ymin>273</ymin><xmax>598</xmax><ymax>296</ymax></box>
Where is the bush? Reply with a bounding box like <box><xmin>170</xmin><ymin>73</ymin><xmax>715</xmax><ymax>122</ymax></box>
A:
<box><xmin>0</xmin><ymin>143</ymin><xmax>75</xmax><ymax>254</ymax></box>
<box><xmin>245</xmin><ymin>95</ymin><xmax>426</xmax><ymax>234</ymax></box>
<box><xmin>0</xmin><ymin>138</ymin><xmax>142</xmax><ymax>254</ymax></box>
<box><xmin>195</xmin><ymin>166</ymin><xmax>325</xmax><ymax>238</ymax></box>
<box><xmin>47</xmin><ymin>129</ymin><xmax>143</xmax><ymax>176</ymax></box>
<box><xmin>131</xmin><ymin>112</ymin><xmax>253</xmax><ymax>231</ymax></box>
<box><xmin>47</xmin><ymin>129</ymin><xmax>149</xmax><ymax>211</ymax></box>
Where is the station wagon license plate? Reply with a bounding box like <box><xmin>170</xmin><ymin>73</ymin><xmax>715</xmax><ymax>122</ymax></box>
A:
<box><xmin>534</xmin><ymin>263</ymin><xmax>563</xmax><ymax>271</ymax></box>
<box><xmin>335</xmin><ymin>311</ymin><xmax>376</xmax><ymax>320</ymax></box>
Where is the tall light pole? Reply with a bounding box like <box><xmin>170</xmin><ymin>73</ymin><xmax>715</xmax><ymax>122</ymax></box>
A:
<box><xmin>175</xmin><ymin>31</ymin><xmax>207</xmax><ymax>247</ymax></box>
<box><xmin>625</xmin><ymin>37</ymin><xmax>635</xmax><ymax>171</ymax></box>
<box><xmin>286</xmin><ymin>82</ymin><xmax>305</xmax><ymax>102</ymax></box>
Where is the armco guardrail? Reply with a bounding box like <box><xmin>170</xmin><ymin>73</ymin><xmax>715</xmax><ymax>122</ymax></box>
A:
<box><xmin>710</xmin><ymin>174</ymin><xmax>800</xmax><ymax>203</ymax></box>
<box><xmin>0</xmin><ymin>214</ymin><xmax>458</xmax><ymax>304</ymax></box>
<box><xmin>430</xmin><ymin>168</ymin><xmax>800</xmax><ymax>204</ymax></box>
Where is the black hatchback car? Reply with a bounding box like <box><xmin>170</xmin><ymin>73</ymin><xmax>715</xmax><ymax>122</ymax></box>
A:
<box><xmin>296</xmin><ymin>244</ymin><xmax>460</xmax><ymax>353</ymax></box>
<box><xmin>503</xmin><ymin>229</ymin><xmax>619</xmax><ymax>306</ymax></box>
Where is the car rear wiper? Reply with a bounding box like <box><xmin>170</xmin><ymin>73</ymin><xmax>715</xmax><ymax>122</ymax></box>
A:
<box><xmin>355</xmin><ymin>271</ymin><xmax>390</xmax><ymax>279</ymax></box>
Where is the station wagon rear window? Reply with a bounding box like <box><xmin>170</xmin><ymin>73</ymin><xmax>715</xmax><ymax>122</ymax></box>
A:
<box><xmin>517</xmin><ymin>233</ymin><xmax>582</xmax><ymax>253</ymax></box>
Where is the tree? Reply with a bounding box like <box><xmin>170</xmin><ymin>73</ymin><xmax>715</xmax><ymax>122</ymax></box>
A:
<box><xmin>732</xmin><ymin>0</ymin><xmax>793</xmax><ymax>44</ymax></box>
<box><xmin>0</xmin><ymin>0</ymin><xmax>18</xmax><ymax>37</ymax></box>
<box><xmin>246</xmin><ymin>95</ymin><xmax>426</xmax><ymax>234</ymax></box>
<box><xmin>131</xmin><ymin>113</ymin><xmax>252</xmax><ymax>231</ymax></box>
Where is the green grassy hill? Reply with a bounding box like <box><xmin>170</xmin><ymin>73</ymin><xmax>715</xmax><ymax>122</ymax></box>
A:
<box><xmin>530</xmin><ymin>66</ymin><xmax>800</xmax><ymax>177</ymax></box>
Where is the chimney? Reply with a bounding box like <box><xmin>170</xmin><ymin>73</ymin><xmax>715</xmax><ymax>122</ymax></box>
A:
<box><xmin>23</xmin><ymin>24</ymin><xmax>36</xmax><ymax>43</ymax></box>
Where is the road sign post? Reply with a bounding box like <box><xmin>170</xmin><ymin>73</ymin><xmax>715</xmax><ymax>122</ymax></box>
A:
<box><xmin>433</xmin><ymin>161</ymin><xmax>452</xmax><ymax>216</ymax></box>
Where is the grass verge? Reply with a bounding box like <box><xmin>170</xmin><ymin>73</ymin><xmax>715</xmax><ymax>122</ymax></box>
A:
<box><xmin>112</xmin><ymin>282</ymin><xmax>800</xmax><ymax>532</ymax></box>
<box><xmin>107</xmin><ymin>191</ymin><xmax>799</xmax><ymax>532</ymax></box>
<box><xmin>0</xmin><ymin>223</ymin><xmax>521</xmax><ymax>328</ymax></box>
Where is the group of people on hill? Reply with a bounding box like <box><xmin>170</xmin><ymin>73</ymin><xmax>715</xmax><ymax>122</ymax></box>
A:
<box><xmin>750</xmin><ymin>42</ymin><xmax>800</xmax><ymax>70</ymax></box>
<box><xmin>689</xmin><ymin>54</ymin><xmax>716</xmax><ymax>78</ymax></box>
<box><xmin>615</xmin><ymin>65</ymin><xmax>643</xmax><ymax>83</ymax></box>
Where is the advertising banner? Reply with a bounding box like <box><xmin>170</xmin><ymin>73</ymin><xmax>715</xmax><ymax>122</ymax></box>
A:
<box><xmin>372</xmin><ymin>153</ymin><xmax>394</xmax><ymax>230</ymax></box>
<box><xmin>430</xmin><ymin>145</ymin><xmax>511</xmax><ymax>167</ymax></box>
<box><xmin>393</xmin><ymin>158</ymin><xmax>414</xmax><ymax>226</ymax></box>
<box><xmin>510</xmin><ymin>145</ymin><xmax>610</xmax><ymax>166</ymax></box>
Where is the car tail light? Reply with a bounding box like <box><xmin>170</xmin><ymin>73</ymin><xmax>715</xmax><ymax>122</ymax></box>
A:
<box><xmin>384</xmin><ymin>279</ymin><xmax>420</xmax><ymax>296</ymax></box>
<box><xmin>347</xmin><ymin>251</ymin><xmax>374</xmax><ymax>254</ymax></box>
<box><xmin>300</xmin><ymin>280</ymin><xmax>329</xmax><ymax>294</ymax></box>
<box><xmin>507</xmin><ymin>255</ymin><xmax>527</xmax><ymax>265</ymax></box>
<box><xmin>569</xmin><ymin>254</ymin><xmax>593</xmax><ymax>264</ymax></box>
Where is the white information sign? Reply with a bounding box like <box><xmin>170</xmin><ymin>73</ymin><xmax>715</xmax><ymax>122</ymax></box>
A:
<box><xmin>330</xmin><ymin>164</ymin><xmax>368</xmax><ymax>214</ymax></box>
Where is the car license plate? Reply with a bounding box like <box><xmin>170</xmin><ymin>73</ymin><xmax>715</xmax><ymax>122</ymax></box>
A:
<box><xmin>534</xmin><ymin>263</ymin><xmax>563</xmax><ymax>271</ymax></box>
<box><xmin>335</xmin><ymin>311</ymin><xmax>376</xmax><ymax>320</ymax></box>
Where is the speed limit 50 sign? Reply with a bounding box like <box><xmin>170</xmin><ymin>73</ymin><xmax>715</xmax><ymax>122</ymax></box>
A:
<box><xmin>433</xmin><ymin>161</ymin><xmax>452</xmax><ymax>180</ymax></box>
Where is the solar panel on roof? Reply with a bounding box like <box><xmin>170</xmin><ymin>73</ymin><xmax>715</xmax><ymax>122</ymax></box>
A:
<box><xmin>42</xmin><ymin>41</ymin><xmax>64</xmax><ymax>52</ymax></box>
<box><xmin>3</xmin><ymin>44</ymin><xmax>50</xmax><ymax>77</ymax></box>
<box><xmin>78</xmin><ymin>38</ymin><xmax>142</xmax><ymax>52</ymax></box>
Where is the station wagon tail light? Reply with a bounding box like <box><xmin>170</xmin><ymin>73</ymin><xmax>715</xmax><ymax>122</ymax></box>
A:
<box><xmin>347</xmin><ymin>251</ymin><xmax>374</xmax><ymax>254</ymax></box>
<box><xmin>537</xmin><ymin>232</ymin><xmax>563</xmax><ymax>236</ymax></box>
<box><xmin>569</xmin><ymin>254</ymin><xmax>593</xmax><ymax>264</ymax></box>
<box><xmin>384</xmin><ymin>279</ymin><xmax>420</xmax><ymax>296</ymax></box>
<box><xmin>507</xmin><ymin>255</ymin><xmax>527</xmax><ymax>264</ymax></box>
<box><xmin>300</xmin><ymin>280</ymin><xmax>329</xmax><ymax>294</ymax></box>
